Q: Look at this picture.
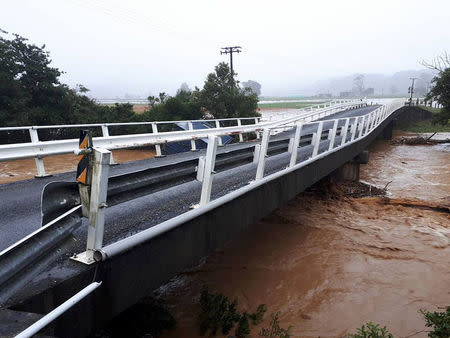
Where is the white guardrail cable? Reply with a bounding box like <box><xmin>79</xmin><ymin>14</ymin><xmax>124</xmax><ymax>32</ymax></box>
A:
<box><xmin>0</xmin><ymin>99</ymin><xmax>362</xmax><ymax>177</ymax></box>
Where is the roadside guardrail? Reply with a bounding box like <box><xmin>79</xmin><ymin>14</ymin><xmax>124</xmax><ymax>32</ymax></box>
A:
<box><xmin>0</xmin><ymin>99</ymin><xmax>362</xmax><ymax>177</ymax></box>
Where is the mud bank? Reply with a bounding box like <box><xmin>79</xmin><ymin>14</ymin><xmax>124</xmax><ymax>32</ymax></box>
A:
<box><xmin>150</xmin><ymin>138</ymin><xmax>449</xmax><ymax>337</ymax></box>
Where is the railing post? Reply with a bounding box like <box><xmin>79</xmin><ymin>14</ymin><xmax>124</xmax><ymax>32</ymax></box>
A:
<box><xmin>254</xmin><ymin>118</ymin><xmax>261</xmax><ymax>139</ymax></box>
<box><xmin>312</xmin><ymin>121</ymin><xmax>324</xmax><ymax>157</ymax></box>
<box><xmin>215</xmin><ymin>120</ymin><xmax>223</xmax><ymax>146</ymax></box>
<box><xmin>237</xmin><ymin>119</ymin><xmax>244</xmax><ymax>142</ymax></box>
<box><xmin>369</xmin><ymin>112</ymin><xmax>376</xmax><ymax>131</ymax></box>
<box><xmin>73</xmin><ymin>147</ymin><xmax>111</xmax><ymax>264</ymax></box>
<box><xmin>364</xmin><ymin>114</ymin><xmax>372</xmax><ymax>135</ymax></box>
<box><xmin>376</xmin><ymin>109</ymin><xmax>382</xmax><ymax>125</ymax></box>
<box><xmin>29</xmin><ymin>128</ymin><xmax>49</xmax><ymax>177</ymax></box>
<box><xmin>340</xmin><ymin>118</ymin><xmax>350</xmax><ymax>146</ymax></box>
<box><xmin>101</xmin><ymin>125</ymin><xmax>115</xmax><ymax>164</ymax></box>
<box><xmin>86</xmin><ymin>148</ymin><xmax>110</xmax><ymax>255</ymax></box>
<box><xmin>255</xmin><ymin>128</ymin><xmax>270</xmax><ymax>180</ymax></box>
<box><xmin>151</xmin><ymin>123</ymin><xmax>163</xmax><ymax>157</ymax></box>
<box><xmin>350</xmin><ymin>117</ymin><xmax>358</xmax><ymax>141</ymax></box>
<box><xmin>199</xmin><ymin>135</ymin><xmax>218</xmax><ymax>206</ymax></box>
<box><xmin>100</xmin><ymin>125</ymin><xmax>109</xmax><ymax>137</ymax></box>
<box><xmin>328</xmin><ymin>120</ymin><xmax>338</xmax><ymax>151</ymax></box>
<box><xmin>358</xmin><ymin>115</ymin><xmax>366</xmax><ymax>138</ymax></box>
<box><xmin>188</xmin><ymin>121</ymin><xmax>197</xmax><ymax>151</ymax></box>
<box><xmin>289</xmin><ymin>123</ymin><xmax>303</xmax><ymax>167</ymax></box>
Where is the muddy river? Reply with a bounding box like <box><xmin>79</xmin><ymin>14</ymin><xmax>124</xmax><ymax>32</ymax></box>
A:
<box><xmin>151</xmin><ymin>135</ymin><xmax>449</xmax><ymax>337</ymax></box>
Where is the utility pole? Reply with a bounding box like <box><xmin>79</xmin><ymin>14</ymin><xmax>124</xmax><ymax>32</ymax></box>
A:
<box><xmin>220</xmin><ymin>46</ymin><xmax>242</xmax><ymax>75</ymax></box>
<box><xmin>408</xmin><ymin>77</ymin><xmax>418</xmax><ymax>106</ymax></box>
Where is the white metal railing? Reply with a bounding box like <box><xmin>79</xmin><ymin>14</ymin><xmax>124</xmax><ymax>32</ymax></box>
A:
<box><xmin>260</xmin><ymin>99</ymin><xmax>358</xmax><ymax>121</ymax></box>
<box><xmin>72</xmin><ymin>99</ymin><xmax>397</xmax><ymax>263</ymax></box>
<box><xmin>16</xmin><ymin>281</ymin><xmax>102</xmax><ymax>338</ymax></box>
<box><xmin>0</xmin><ymin>117</ymin><xmax>259</xmax><ymax>177</ymax></box>
<box><xmin>405</xmin><ymin>98</ymin><xmax>442</xmax><ymax>108</ymax></box>
<box><xmin>0</xmin><ymin>99</ymin><xmax>364</xmax><ymax>177</ymax></box>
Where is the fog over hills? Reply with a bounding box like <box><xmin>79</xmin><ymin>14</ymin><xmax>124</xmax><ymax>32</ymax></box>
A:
<box><xmin>298</xmin><ymin>69</ymin><xmax>436</xmax><ymax>97</ymax></box>
<box><xmin>86</xmin><ymin>68</ymin><xmax>437</xmax><ymax>100</ymax></box>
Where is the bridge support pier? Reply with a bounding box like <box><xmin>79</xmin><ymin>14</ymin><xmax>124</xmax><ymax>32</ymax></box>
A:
<box><xmin>332</xmin><ymin>150</ymin><xmax>369</xmax><ymax>182</ymax></box>
<box><xmin>334</xmin><ymin>161</ymin><xmax>360</xmax><ymax>182</ymax></box>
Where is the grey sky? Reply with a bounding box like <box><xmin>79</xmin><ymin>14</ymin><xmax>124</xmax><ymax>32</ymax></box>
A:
<box><xmin>2</xmin><ymin>0</ymin><xmax>449</xmax><ymax>97</ymax></box>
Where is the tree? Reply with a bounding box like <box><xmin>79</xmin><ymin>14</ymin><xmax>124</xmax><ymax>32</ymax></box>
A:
<box><xmin>241</xmin><ymin>80</ymin><xmax>261</xmax><ymax>96</ymax></box>
<box><xmin>0</xmin><ymin>30</ymin><xmax>137</xmax><ymax>132</ymax></box>
<box><xmin>425</xmin><ymin>68</ymin><xmax>450</xmax><ymax>125</ymax></box>
<box><xmin>196</xmin><ymin>62</ymin><xmax>259</xmax><ymax>119</ymax></box>
<box><xmin>423</xmin><ymin>52</ymin><xmax>450</xmax><ymax>125</ymax></box>
<box><xmin>420</xmin><ymin>52</ymin><xmax>450</xmax><ymax>73</ymax></box>
<box><xmin>145</xmin><ymin>90</ymin><xmax>203</xmax><ymax>123</ymax></box>
<box><xmin>178</xmin><ymin>82</ymin><xmax>190</xmax><ymax>93</ymax></box>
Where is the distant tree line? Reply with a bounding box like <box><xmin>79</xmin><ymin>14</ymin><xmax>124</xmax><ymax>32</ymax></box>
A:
<box><xmin>0</xmin><ymin>30</ymin><xmax>260</xmax><ymax>143</ymax></box>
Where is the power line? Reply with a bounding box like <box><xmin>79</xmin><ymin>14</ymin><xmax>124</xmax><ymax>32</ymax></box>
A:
<box><xmin>220</xmin><ymin>46</ymin><xmax>242</xmax><ymax>75</ymax></box>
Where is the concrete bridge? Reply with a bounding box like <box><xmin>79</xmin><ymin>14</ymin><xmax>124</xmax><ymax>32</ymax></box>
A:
<box><xmin>0</xmin><ymin>99</ymin><xmax>408</xmax><ymax>337</ymax></box>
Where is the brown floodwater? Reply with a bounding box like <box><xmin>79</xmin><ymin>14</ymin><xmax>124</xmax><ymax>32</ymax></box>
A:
<box><xmin>152</xmin><ymin>137</ymin><xmax>450</xmax><ymax>337</ymax></box>
<box><xmin>0</xmin><ymin>149</ymin><xmax>155</xmax><ymax>184</ymax></box>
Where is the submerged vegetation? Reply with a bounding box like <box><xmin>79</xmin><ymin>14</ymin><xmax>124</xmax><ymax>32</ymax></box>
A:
<box><xmin>347</xmin><ymin>322</ymin><xmax>393</xmax><ymax>338</ymax></box>
<box><xmin>198</xmin><ymin>286</ymin><xmax>268</xmax><ymax>337</ymax></box>
<box><xmin>347</xmin><ymin>307</ymin><xmax>450</xmax><ymax>338</ymax></box>
<box><xmin>421</xmin><ymin>306</ymin><xmax>450</xmax><ymax>338</ymax></box>
<box><xmin>198</xmin><ymin>287</ymin><xmax>293</xmax><ymax>337</ymax></box>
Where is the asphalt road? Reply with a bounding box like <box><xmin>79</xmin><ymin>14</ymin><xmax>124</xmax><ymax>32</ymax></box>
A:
<box><xmin>0</xmin><ymin>105</ymin><xmax>378</xmax><ymax>253</ymax></box>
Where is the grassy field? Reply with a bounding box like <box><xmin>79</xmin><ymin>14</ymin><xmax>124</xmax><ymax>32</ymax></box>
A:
<box><xmin>400</xmin><ymin>107</ymin><xmax>450</xmax><ymax>133</ymax></box>
<box><xmin>400</xmin><ymin>119</ymin><xmax>450</xmax><ymax>133</ymax></box>
<box><xmin>258</xmin><ymin>101</ymin><xmax>326</xmax><ymax>109</ymax></box>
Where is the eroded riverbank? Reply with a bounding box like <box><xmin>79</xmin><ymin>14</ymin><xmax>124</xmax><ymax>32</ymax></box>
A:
<box><xmin>149</xmin><ymin>137</ymin><xmax>450</xmax><ymax>337</ymax></box>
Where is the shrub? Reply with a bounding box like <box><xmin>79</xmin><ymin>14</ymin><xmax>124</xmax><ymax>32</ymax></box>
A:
<box><xmin>421</xmin><ymin>306</ymin><xmax>450</xmax><ymax>338</ymax></box>
<box><xmin>259</xmin><ymin>311</ymin><xmax>292</xmax><ymax>338</ymax></box>
<box><xmin>198</xmin><ymin>286</ymin><xmax>267</xmax><ymax>337</ymax></box>
<box><xmin>347</xmin><ymin>322</ymin><xmax>393</xmax><ymax>338</ymax></box>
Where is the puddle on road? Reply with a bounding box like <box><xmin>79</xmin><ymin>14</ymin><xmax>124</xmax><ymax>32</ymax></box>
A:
<box><xmin>152</xmin><ymin>137</ymin><xmax>450</xmax><ymax>337</ymax></box>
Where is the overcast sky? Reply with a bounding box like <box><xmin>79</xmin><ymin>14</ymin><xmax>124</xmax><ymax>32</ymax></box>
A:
<box><xmin>1</xmin><ymin>0</ymin><xmax>449</xmax><ymax>97</ymax></box>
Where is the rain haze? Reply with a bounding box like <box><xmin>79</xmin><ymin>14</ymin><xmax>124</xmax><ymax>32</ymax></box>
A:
<box><xmin>1</xmin><ymin>0</ymin><xmax>449</xmax><ymax>97</ymax></box>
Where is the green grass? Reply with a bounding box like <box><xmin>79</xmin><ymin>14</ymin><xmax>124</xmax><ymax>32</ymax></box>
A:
<box><xmin>400</xmin><ymin>107</ymin><xmax>450</xmax><ymax>133</ymax></box>
<box><xmin>258</xmin><ymin>101</ymin><xmax>325</xmax><ymax>109</ymax></box>
<box><xmin>420</xmin><ymin>106</ymin><xmax>442</xmax><ymax>114</ymax></box>
<box><xmin>400</xmin><ymin>119</ymin><xmax>450</xmax><ymax>133</ymax></box>
<box><xmin>259</xmin><ymin>96</ymin><xmax>308</xmax><ymax>101</ymax></box>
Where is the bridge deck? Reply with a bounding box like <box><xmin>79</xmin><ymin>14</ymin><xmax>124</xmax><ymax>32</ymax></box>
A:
<box><xmin>0</xmin><ymin>105</ymin><xmax>379</xmax><ymax>314</ymax></box>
